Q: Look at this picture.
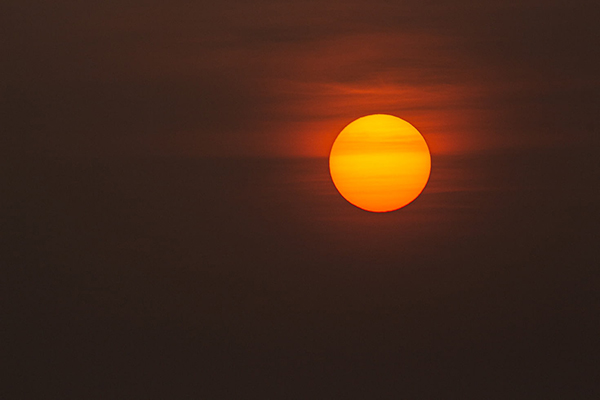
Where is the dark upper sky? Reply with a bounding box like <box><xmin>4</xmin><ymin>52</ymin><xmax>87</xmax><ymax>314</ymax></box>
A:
<box><xmin>5</xmin><ymin>0</ymin><xmax>598</xmax><ymax>157</ymax></box>
<box><xmin>3</xmin><ymin>1</ymin><xmax>599</xmax><ymax>398</ymax></box>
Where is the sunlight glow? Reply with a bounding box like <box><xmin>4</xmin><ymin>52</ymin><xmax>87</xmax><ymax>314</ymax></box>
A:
<box><xmin>329</xmin><ymin>114</ymin><xmax>431</xmax><ymax>212</ymax></box>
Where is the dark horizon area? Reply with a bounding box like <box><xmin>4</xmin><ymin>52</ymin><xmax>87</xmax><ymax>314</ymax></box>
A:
<box><xmin>4</xmin><ymin>147</ymin><xmax>598</xmax><ymax>398</ymax></box>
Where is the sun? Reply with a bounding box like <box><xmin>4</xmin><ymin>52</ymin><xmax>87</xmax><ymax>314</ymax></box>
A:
<box><xmin>329</xmin><ymin>114</ymin><xmax>431</xmax><ymax>212</ymax></box>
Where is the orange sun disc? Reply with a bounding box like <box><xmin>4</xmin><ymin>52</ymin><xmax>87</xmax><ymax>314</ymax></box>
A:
<box><xmin>329</xmin><ymin>114</ymin><xmax>431</xmax><ymax>212</ymax></box>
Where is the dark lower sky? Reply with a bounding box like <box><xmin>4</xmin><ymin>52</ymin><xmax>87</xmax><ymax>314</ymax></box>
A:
<box><xmin>3</xmin><ymin>0</ymin><xmax>599</xmax><ymax>398</ymax></box>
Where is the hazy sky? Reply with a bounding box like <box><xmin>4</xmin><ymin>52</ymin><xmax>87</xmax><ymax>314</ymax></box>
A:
<box><xmin>4</xmin><ymin>1</ymin><xmax>600</xmax><ymax>398</ymax></box>
<box><xmin>5</xmin><ymin>0</ymin><xmax>598</xmax><ymax>157</ymax></box>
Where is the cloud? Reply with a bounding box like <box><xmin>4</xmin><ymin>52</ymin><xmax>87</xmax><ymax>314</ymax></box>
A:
<box><xmin>4</xmin><ymin>0</ymin><xmax>598</xmax><ymax>157</ymax></box>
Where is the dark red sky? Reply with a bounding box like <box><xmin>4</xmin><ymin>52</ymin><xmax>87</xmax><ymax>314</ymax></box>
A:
<box><xmin>4</xmin><ymin>1</ymin><xmax>599</xmax><ymax>398</ymax></box>
<box><xmin>5</xmin><ymin>0</ymin><xmax>598</xmax><ymax>157</ymax></box>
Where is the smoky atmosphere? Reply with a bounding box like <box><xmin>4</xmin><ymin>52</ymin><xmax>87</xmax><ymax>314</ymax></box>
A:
<box><xmin>3</xmin><ymin>0</ymin><xmax>599</xmax><ymax>398</ymax></box>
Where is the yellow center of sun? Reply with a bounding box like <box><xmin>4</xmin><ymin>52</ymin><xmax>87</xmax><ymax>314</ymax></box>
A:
<box><xmin>329</xmin><ymin>114</ymin><xmax>431</xmax><ymax>212</ymax></box>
